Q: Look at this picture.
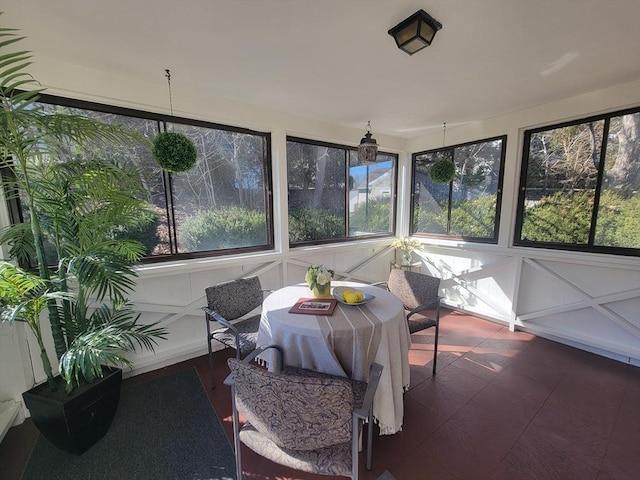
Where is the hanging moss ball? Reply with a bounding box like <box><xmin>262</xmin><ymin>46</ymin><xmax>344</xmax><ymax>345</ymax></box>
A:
<box><xmin>152</xmin><ymin>132</ymin><xmax>197</xmax><ymax>173</ymax></box>
<box><xmin>430</xmin><ymin>159</ymin><xmax>456</xmax><ymax>183</ymax></box>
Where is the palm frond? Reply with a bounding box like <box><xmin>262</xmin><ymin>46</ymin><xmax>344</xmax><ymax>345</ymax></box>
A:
<box><xmin>0</xmin><ymin>261</ymin><xmax>48</xmax><ymax>301</ymax></box>
<box><xmin>59</xmin><ymin>329</ymin><xmax>133</xmax><ymax>388</ymax></box>
<box><xmin>0</xmin><ymin>261</ymin><xmax>75</xmax><ymax>326</ymax></box>
<box><xmin>0</xmin><ymin>22</ymin><xmax>39</xmax><ymax>96</ymax></box>
<box><xmin>64</xmin><ymin>253</ymin><xmax>138</xmax><ymax>303</ymax></box>
<box><xmin>88</xmin><ymin>303</ymin><xmax>167</xmax><ymax>350</ymax></box>
<box><xmin>60</xmin><ymin>303</ymin><xmax>167</xmax><ymax>388</ymax></box>
<box><xmin>1</xmin><ymin>19</ymin><xmax>166</xmax><ymax>391</ymax></box>
<box><xmin>0</xmin><ymin>223</ymin><xmax>35</xmax><ymax>266</ymax></box>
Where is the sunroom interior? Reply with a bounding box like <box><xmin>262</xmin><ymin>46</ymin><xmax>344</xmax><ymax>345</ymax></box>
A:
<box><xmin>1</xmin><ymin>0</ymin><xmax>639</xmax><ymax>464</ymax></box>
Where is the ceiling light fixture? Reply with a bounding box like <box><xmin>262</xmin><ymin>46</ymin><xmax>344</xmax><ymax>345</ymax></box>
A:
<box><xmin>388</xmin><ymin>9</ymin><xmax>442</xmax><ymax>55</ymax></box>
<box><xmin>358</xmin><ymin>121</ymin><xmax>378</xmax><ymax>164</ymax></box>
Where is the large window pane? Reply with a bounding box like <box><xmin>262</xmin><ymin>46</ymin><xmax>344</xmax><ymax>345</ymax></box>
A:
<box><xmin>519</xmin><ymin>122</ymin><xmax>602</xmax><ymax>245</ymax></box>
<box><xmin>287</xmin><ymin>138</ymin><xmax>396</xmax><ymax>245</ymax></box>
<box><xmin>287</xmin><ymin>142</ymin><xmax>347</xmax><ymax>243</ymax></box>
<box><xmin>412</xmin><ymin>137</ymin><xmax>505</xmax><ymax>242</ymax></box>
<box><xmin>32</xmin><ymin>104</ymin><xmax>164</xmax><ymax>257</ymax></box>
<box><xmin>169</xmin><ymin>123</ymin><xmax>271</xmax><ymax>253</ymax></box>
<box><xmin>516</xmin><ymin>108</ymin><xmax>639</xmax><ymax>255</ymax></box>
<box><xmin>5</xmin><ymin>95</ymin><xmax>274</xmax><ymax>263</ymax></box>
<box><xmin>348</xmin><ymin>152</ymin><xmax>395</xmax><ymax>236</ymax></box>
<box><xmin>595</xmin><ymin>112</ymin><xmax>640</xmax><ymax>249</ymax></box>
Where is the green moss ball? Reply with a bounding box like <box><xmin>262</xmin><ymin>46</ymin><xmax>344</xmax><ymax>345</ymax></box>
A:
<box><xmin>152</xmin><ymin>132</ymin><xmax>197</xmax><ymax>172</ymax></box>
<box><xmin>430</xmin><ymin>159</ymin><xmax>456</xmax><ymax>183</ymax></box>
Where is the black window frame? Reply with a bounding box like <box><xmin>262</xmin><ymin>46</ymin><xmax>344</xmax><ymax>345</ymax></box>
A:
<box><xmin>286</xmin><ymin>136</ymin><xmax>398</xmax><ymax>247</ymax></box>
<box><xmin>514</xmin><ymin>106</ymin><xmax>640</xmax><ymax>257</ymax></box>
<box><xmin>410</xmin><ymin>135</ymin><xmax>507</xmax><ymax>243</ymax></box>
<box><xmin>3</xmin><ymin>93</ymin><xmax>275</xmax><ymax>264</ymax></box>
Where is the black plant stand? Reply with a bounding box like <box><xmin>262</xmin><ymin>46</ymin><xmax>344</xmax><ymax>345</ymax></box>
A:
<box><xmin>22</xmin><ymin>367</ymin><xmax>122</xmax><ymax>455</ymax></box>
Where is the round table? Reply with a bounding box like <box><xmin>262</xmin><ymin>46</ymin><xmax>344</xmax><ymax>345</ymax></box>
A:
<box><xmin>257</xmin><ymin>281</ymin><xmax>411</xmax><ymax>435</ymax></box>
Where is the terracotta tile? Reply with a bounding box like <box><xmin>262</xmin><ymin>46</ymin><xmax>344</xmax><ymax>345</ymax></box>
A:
<box><xmin>370</xmin><ymin>394</ymin><xmax>448</xmax><ymax>470</ymax></box>
<box><xmin>5</xmin><ymin>311</ymin><xmax>638</xmax><ymax>480</ymax></box>
<box><xmin>599</xmin><ymin>444</ymin><xmax>640</xmax><ymax>480</ymax></box>
<box><xmin>406</xmin><ymin>377</ymin><xmax>469</xmax><ymax>419</ymax></box>
<box><xmin>470</xmin><ymin>382</ymin><xmax>541</xmax><ymax>424</ymax></box>
<box><xmin>433</xmin><ymin>362</ymin><xmax>491</xmax><ymax>398</ymax></box>
<box><xmin>451</xmin><ymin>350</ymin><xmax>508</xmax><ymax>381</ymax></box>
<box><xmin>425</xmin><ymin>402</ymin><xmax>528</xmax><ymax>479</ymax></box>
<box><xmin>499</xmin><ymin>405</ymin><xmax>607</xmax><ymax>480</ymax></box>
<box><xmin>490</xmin><ymin>368</ymin><xmax>554</xmax><ymax>408</ymax></box>
<box><xmin>542</xmin><ymin>382</ymin><xmax>625</xmax><ymax>438</ymax></box>
<box><xmin>390</xmin><ymin>447</ymin><xmax>464</xmax><ymax>479</ymax></box>
<box><xmin>499</xmin><ymin>354</ymin><xmax>567</xmax><ymax>389</ymax></box>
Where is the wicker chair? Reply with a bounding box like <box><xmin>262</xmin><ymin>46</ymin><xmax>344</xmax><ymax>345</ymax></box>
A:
<box><xmin>225</xmin><ymin>346</ymin><xmax>383</xmax><ymax>480</ymax></box>
<box><xmin>203</xmin><ymin>277</ymin><xmax>270</xmax><ymax>387</ymax></box>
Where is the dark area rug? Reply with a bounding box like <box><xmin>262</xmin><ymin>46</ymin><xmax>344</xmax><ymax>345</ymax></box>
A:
<box><xmin>22</xmin><ymin>368</ymin><xmax>236</xmax><ymax>480</ymax></box>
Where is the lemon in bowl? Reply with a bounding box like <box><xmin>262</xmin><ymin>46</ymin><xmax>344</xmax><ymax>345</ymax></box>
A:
<box><xmin>343</xmin><ymin>289</ymin><xmax>364</xmax><ymax>304</ymax></box>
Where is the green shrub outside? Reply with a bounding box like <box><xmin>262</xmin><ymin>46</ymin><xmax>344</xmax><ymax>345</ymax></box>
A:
<box><xmin>412</xmin><ymin>195</ymin><xmax>448</xmax><ymax>235</ymax></box>
<box><xmin>181</xmin><ymin>206</ymin><xmax>267</xmax><ymax>251</ymax></box>
<box><xmin>594</xmin><ymin>190</ymin><xmax>640</xmax><ymax>248</ymax></box>
<box><xmin>112</xmin><ymin>211</ymin><xmax>160</xmax><ymax>256</ymax></box>
<box><xmin>289</xmin><ymin>207</ymin><xmax>343</xmax><ymax>242</ymax></box>
<box><xmin>521</xmin><ymin>189</ymin><xmax>640</xmax><ymax>247</ymax></box>
<box><xmin>449</xmin><ymin>196</ymin><xmax>496</xmax><ymax>238</ymax></box>
<box><xmin>413</xmin><ymin>196</ymin><xmax>496</xmax><ymax>238</ymax></box>
<box><xmin>521</xmin><ymin>190</ymin><xmax>594</xmax><ymax>244</ymax></box>
<box><xmin>349</xmin><ymin>197</ymin><xmax>392</xmax><ymax>234</ymax></box>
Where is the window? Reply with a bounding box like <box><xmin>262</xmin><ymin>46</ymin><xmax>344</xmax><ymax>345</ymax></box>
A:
<box><xmin>286</xmin><ymin>137</ymin><xmax>397</xmax><ymax>245</ymax></box>
<box><xmin>6</xmin><ymin>95</ymin><xmax>273</xmax><ymax>263</ymax></box>
<box><xmin>515</xmin><ymin>107</ymin><xmax>640</xmax><ymax>256</ymax></box>
<box><xmin>411</xmin><ymin>136</ymin><xmax>506</xmax><ymax>242</ymax></box>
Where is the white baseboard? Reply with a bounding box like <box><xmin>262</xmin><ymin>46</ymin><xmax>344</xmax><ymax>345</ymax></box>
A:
<box><xmin>0</xmin><ymin>400</ymin><xmax>23</xmax><ymax>443</ymax></box>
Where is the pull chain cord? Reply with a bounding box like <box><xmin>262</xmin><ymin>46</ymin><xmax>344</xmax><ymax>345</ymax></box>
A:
<box><xmin>165</xmin><ymin>69</ymin><xmax>174</xmax><ymax>115</ymax></box>
<box><xmin>442</xmin><ymin>122</ymin><xmax>447</xmax><ymax>147</ymax></box>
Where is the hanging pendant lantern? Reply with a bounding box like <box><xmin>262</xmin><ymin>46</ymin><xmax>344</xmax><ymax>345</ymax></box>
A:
<box><xmin>358</xmin><ymin>121</ymin><xmax>378</xmax><ymax>164</ymax></box>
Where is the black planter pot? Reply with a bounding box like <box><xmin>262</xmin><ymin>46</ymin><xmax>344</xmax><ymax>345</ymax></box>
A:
<box><xmin>22</xmin><ymin>366</ymin><xmax>122</xmax><ymax>455</ymax></box>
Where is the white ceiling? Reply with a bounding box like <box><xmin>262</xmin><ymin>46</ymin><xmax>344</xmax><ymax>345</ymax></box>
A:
<box><xmin>3</xmin><ymin>0</ymin><xmax>640</xmax><ymax>138</ymax></box>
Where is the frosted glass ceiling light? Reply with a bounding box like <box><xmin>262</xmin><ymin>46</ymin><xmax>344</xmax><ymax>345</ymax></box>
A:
<box><xmin>388</xmin><ymin>9</ymin><xmax>442</xmax><ymax>55</ymax></box>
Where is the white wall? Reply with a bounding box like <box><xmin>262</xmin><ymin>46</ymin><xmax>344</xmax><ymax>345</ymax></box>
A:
<box><xmin>405</xmin><ymin>79</ymin><xmax>640</xmax><ymax>365</ymax></box>
<box><xmin>1</xmin><ymin>56</ymin><xmax>639</xmax><ymax>429</ymax></box>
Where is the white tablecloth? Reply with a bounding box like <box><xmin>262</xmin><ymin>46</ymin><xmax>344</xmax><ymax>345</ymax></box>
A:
<box><xmin>257</xmin><ymin>281</ymin><xmax>411</xmax><ymax>434</ymax></box>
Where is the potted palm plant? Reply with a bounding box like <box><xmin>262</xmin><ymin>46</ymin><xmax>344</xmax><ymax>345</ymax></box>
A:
<box><xmin>0</xmin><ymin>19</ymin><xmax>167</xmax><ymax>454</ymax></box>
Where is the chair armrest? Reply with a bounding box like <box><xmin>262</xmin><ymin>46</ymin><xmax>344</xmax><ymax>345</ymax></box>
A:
<box><xmin>242</xmin><ymin>344</ymin><xmax>283</xmax><ymax>366</ymax></box>
<box><xmin>353</xmin><ymin>362</ymin><xmax>383</xmax><ymax>420</ymax></box>
<box><xmin>203</xmin><ymin>305</ymin><xmax>236</xmax><ymax>329</ymax></box>
<box><xmin>223</xmin><ymin>344</ymin><xmax>284</xmax><ymax>387</ymax></box>
<box><xmin>203</xmin><ymin>306</ymin><xmax>244</xmax><ymax>352</ymax></box>
<box><xmin>406</xmin><ymin>296</ymin><xmax>441</xmax><ymax>320</ymax></box>
<box><xmin>370</xmin><ymin>281</ymin><xmax>389</xmax><ymax>291</ymax></box>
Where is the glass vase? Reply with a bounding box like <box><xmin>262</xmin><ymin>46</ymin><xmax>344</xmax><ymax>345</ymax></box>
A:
<box><xmin>312</xmin><ymin>281</ymin><xmax>332</xmax><ymax>298</ymax></box>
<box><xmin>401</xmin><ymin>252</ymin><xmax>413</xmax><ymax>266</ymax></box>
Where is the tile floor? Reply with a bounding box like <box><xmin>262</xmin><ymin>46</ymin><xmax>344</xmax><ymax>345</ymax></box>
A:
<box><xmin>2</xmin><ymin>310</ymin><xmax>639</xmax><ymax>479</ymax></box>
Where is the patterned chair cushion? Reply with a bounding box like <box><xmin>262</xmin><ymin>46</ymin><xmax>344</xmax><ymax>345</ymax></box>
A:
<box><xmin>239</xmin><ymin>424</ymin><xmax>352</xmax><ymax>476</ymax></box>
<box><xmin>210</xmin><ymin>314</ymin><xmax>260</xmax><ymax>355</ymax></box>
<box><xmin>282</xmin><ymin>366</ymin><xmax>367</xmax><ymax>409</ymax></box>
<box><xmin>406</xmin><ymin>314</ymin><xmax>437</xmax><ymax>334</ymax></box>
<box><xmin>228</xmin><ymin>358</ymin><xmax>354</xmax><ymax>451</ymax></box>
<box><xmin>205</xmin><ymin>276</ymin><xmax>263</xmax><ymax>321</ymax></box>
<box><xmin>388</xmin><ymin>269</ymin><xmax>440</xmax><ymax>312</ymax></box>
